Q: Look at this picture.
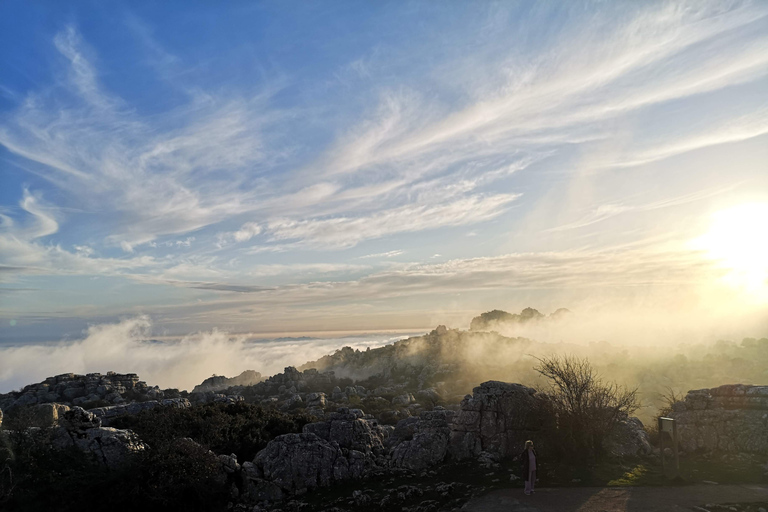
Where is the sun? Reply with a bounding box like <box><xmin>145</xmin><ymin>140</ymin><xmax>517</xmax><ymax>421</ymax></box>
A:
<box><xmin>694</xmin><ymin>202</ymin><xmax>768</xmax><ymax>296</ymax></box>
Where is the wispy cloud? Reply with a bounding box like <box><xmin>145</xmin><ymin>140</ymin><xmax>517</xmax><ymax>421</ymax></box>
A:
<box><xmin>359</xmin><ymin>250</ymin><xmax>404</xmax><ymax>259</ymax></box>
<box><xmin>267</xmin><ymin>193</ymin><xmax>521</xmax><ymax>249</ymax></box>
<box><xmin>0</xmin><ymin>2</ymin><xmax>766</xmax><ymax>337</ymax></box>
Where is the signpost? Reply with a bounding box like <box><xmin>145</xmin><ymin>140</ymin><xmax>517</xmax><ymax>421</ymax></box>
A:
<box><xmin>658</xmin><ymin>417</ymin><xmax>680</xmax><ymax>478</ymax></box>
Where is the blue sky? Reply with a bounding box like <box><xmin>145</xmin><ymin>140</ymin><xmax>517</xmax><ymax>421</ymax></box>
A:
<box><xmin>1</xmin><ymin>0</ymin><xmax>768</xmax><ymax>343</ymax></box>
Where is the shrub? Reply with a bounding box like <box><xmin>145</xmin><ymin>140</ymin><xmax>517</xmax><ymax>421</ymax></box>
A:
<box><xmin>0</xmin><ymin>402</ymin><xmax>312</xmax><ymax>511</ymax></box>
<box><xmin>534</xmin><ymin>355</ymin><xmax>639</xmax><ymax>460</ymax></box>
<box><xmin>111</xmin><ymin>401</ymin><xmax>313</xmax><ymax>461</ymax></box>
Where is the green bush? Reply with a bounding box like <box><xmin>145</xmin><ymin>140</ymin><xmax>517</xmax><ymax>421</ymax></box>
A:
<box><xmin>111</xmin><ymin>401</ymin><xmax>314</xmax><ymax>462</ymax></box>
<box><xmin>0</xmin><ymin>402</ymin><xmax>314</xmax><ymax>511</ymax></box>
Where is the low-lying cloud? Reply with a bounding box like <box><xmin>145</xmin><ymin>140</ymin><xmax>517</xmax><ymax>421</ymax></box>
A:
<box><xmin>0</xmin><ymin>316</ymin><xmax>413</xmax><ymax>393</ymax></box>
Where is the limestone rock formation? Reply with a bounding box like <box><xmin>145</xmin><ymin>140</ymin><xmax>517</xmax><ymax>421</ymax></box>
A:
<box><xmin>0</xmin><ymin>372</ymin><xmax>162</xmax><ymax>410</ymax></box>
<box><xmin>670</xmin><ymin>384</ymin><xmax>768</xmax><ymax>454</ymax></box>
<box><xmin>250</xmin><ymin>433</ymin><xmax>360</xmax><ymax>496</ymax></box>
<box><xmin>89</xmin><ymin>398</ymin><xmax>191</xmax><ymax>425</ymax></box>
<box><xmin>602</xmin><ymin>416</ymin><xmax>652</xmax><ymax>457</ymax></box>
<box><xmin>52</xmin><ymin>406</ymin><xmax>147</xmax><ymax>468</ymax></box>
<box><xmin>192</xmin><ymin>370</ymin><xmax>264</xmax><ymax>393</ymax></box>
<box><xmin>449</xmin><ymin>381</ymin><xmax>546</xmax><ymax>460</ymax></box>
<box><xmin>390</xmin><ymin>407</ymin><xmax>454</xmax><ymax>470</ymax></box>
<box><xmin>303</xmin><ymin>408</ymin><xmax>386</xmax><ymax>456</ymax></box>
<box><xmin>29</xmin><ymin>402</ymin><xmax>72</xmax><ymax>427</ymax></box>
<box><xmin>244</xmin><ymin>406</ymin><xmax>455</xmax><ymax>499</ymax></box>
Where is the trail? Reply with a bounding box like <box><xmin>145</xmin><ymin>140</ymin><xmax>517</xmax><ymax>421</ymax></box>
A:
<box><xmin>462</xmin><ymin>484</ymin><xmax>768</xmax><ymax>511</ymax></box>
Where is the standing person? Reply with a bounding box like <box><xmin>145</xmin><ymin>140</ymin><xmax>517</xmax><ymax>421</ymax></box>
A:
<box><xmin>521</xmin><ymin>440</ymin><xmax>537</xmax><ymax>495</ymax></box>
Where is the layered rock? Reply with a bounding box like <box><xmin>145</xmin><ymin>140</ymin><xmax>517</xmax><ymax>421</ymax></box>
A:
<box><xmin>89</xmin><ymin>398</ymin><xmax>191</xmax><ymax>425</ymax></box>
<box><xmin>51</xmin><ymin>406</ymin><xmax>147</xmax><ymax>469</ymax></box>
<box><xmin>26</xmin><ymin>402</ymin><xmax>72</xmax><ymax>427</ymax></box>
<box><xmin>242</xmin><ymin>406</ymin><xmax>455</xmax><ymax>499</ymax></box>
<box><xmin>449</xmin><ymin>381</ymin><xmax>546</xmax><ymax>460</ymax></box>
<box><xmin>0</xmin><ymin>372</ymin><xmax>163</xmax><ymax>410</ymax></box>
<box><xmin>390</xmin><ymin>407</ymin><xmax>454</xmax><ymax>470</ymax></box>
<box><xmin>670</xmin><ymin>384</ymin><xmax>768</xmax><ymax>454</ymax></box>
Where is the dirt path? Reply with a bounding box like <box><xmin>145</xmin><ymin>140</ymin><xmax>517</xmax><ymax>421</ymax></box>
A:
<box><xmin>462</xmin><ymin>484</ymin><xmax>768</xmax><ymax>512</ymax></box>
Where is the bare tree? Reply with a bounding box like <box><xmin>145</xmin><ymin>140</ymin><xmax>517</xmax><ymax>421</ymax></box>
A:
<box><xmin>534</xmin><ymin>354</ymin><xmax>639</xmax><ymax>459</ymax></box>
<box><xmin>658</xmin><ymin>386</ymin><xmax>683</xmax><ymax>416</ymax></box>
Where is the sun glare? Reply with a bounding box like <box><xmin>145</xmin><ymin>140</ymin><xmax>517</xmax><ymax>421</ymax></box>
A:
<box><xmin>695</xmin><ymin>203</ymin><xmax>768</xmax><ymax>297</ymax></box>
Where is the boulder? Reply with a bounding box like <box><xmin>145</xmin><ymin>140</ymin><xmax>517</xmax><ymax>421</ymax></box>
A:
<box><xmin>251</xmin><ymin>433</ymin><xmax>360</xmax><ymax>495</ymax></box>
<box><xmin>53</xmin><ymin>425</ymin><xmax>147</xmax><ymax>469</ymax></box>
<box><xmin>602</xmin><ymin>416</ymin><xmax>652</xmax><ymax>457</ymax></box>
<box><xmin>61</xmin><ymin>406</ymin><xmax>102</xmax><ymax>431</ymax></box>
<box><xmin>29</xmin><ymin>403</ymin><xmax>71</xmax><ymax>428</ymax></box>
<box><xmin>392</xmin><ymin>393</ymin><xmax>415</xmax><ymax>406</ymax></box>
<box><xmin>390</xmin><ymin>408</ymin><xmax>454</xmax><ymax>470</ymax></box>
<box><xmin>449</xmin><ymin>381</ymin><xmax>545</xmax><ymax>460</ymax></box>
<box><xmin>303</xmin><ymin>408</ymin><xmax>385</xmax><ymax>455</ymax></box>
<box><xmin>219</xmin><ymin>453</ymin><xmax>240</xmax><ymax>474</ymax></box>
<box><xmin>306</xmin><ymin>392</ymin><xmax>327</xmax><ymax>408</ymax></box>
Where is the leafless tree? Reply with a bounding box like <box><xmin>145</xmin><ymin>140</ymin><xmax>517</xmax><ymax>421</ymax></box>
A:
<box><xmin>534</xmin><ymin>354</ymin><xmax>639</xmax><ymax>459</ymax></box>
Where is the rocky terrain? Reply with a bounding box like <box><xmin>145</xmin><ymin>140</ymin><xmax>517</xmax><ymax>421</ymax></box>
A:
<box><xmin>0</xmin><ymin>371</ymin><xmax>171</xmax><ymax>410</ymax></box>
<box><xmin>193</xmin><ymin>370</ymin><xmax>265</xmax><ymax>393</ymax></box>
<box><xmin>1</xmin><ymin>315</ymin><xmax>766</xmax><ymax>511</ymax></box>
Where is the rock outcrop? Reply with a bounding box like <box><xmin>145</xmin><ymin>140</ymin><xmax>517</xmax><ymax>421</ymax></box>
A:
<box><xmin>602</xmin><ymin>416</ymin><xmax>652</xmax><ymax>457</ymax></box>
<box><xmin>670</xmin><ymin>384</ymin><xmax>768</xmax><ymax>454</ymax></box>
<box><xmin>51</xmin><ymin>406</ymin><xmax>147</xmax><ymax>468</ymax></box>
<box><xmin>89</xmin><ymin>398</ymin><xmax>191</xmax><ymax>425</ymax></box>
<box><xmin>449</xmin><ymin>381</ymin><xmax>546</xmax><ymax>460</ymax></box>
<box><xmin>390</xmin><ymin>407</ymin><xmax>454</xmax><ymax>470</ymax></box>
<box><xmin>192</xmin><ymin>370</ymin><xmax>264</xmax><ymax>394</ymax></box>
<box><xmin>0</xmin><ymin>372</ymin><xmax>165</xmax><ymax>410</ymax></box>
<box><xmin>469</xmin><ymin>307</ymin><xmax>571</xmax><ymax>332</ymax></box>
<box><xmin>242</xmin><ymin>406</ymin><xmax>454</xmax><ymax>499</ymax></box>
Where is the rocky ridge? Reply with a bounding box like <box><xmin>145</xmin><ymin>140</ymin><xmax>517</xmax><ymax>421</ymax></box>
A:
<box><xmin>192</xmin><ymin>370</ymin><xmax>264</xmax><ymax>394</ymax></box>
<box><xmin>0</xmin><ymin>371</ymin><xmax>167</xmax><ymax>410</ymax></box>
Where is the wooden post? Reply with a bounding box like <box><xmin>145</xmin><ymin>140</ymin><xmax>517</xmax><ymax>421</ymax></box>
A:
<box><xmin>672</xmin><ymin>420</ymin><xmax>680</xmax><ymax>477</ymax></box>
<box><xmin>658</xmin><ymin>417</ymin><xmax>665</xmax><ymax>476</ymax></box>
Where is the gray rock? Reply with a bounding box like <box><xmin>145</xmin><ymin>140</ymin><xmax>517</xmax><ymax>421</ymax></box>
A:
<box><xmin>392</xmin><ymin>393</ymin><xmax>415</xmax><ymax>406</ymax></box>
<box><xmin>53</xmin><ymin>426</ymin><xmax>147</xmax><ymax>468</ymax></box>
<box><xmin>219</xmin><ymin>453</ymin><xmax>240</xmax><ymax>474</ymax></box>
<box><xmin>449</xmin><ymin>381</ymin><xmax>545</xmax><ymax>460</ymax></box>
<box><xmin>28</xmin><ymin>403</ymin><xmax>71</xmax><ymax>428</ymax></box>
<box><xmin>89</xmin><ymin>398</ymin><xmax>191</xmax><ymax>425</ymax></box>
<box><xmin>306</xmin><ymin>392</ymin><xmax>327</xmax><ymax>408</ymax></box>
<box><xmin>602</xmin><ymin>416</ymin><xmax>652</xmax><ymax>457</ymax></box>
<box><xmin>670</xmin><ymin>384</ymin><xmax>768</xmax><ymax>455</ymax></box>
<box><xmin>390</xmin><ymin>408</ymin><xmax>454</xmax><ymax>470</ymax></box>
<box><xmin>61</xmin><ymin>406</ymin><xmax>102</xmax><ymax>431</ymax></box>
<box><xmin>252</xmin><ymin>433</ymin><xmax>354</xmax><ymax>494</ymax></box>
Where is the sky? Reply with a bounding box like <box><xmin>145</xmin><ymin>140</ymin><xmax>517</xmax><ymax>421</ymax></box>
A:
<box><xmin>1</xmin><ymin>0</ymin><xmax>767</xmax><ymax>345</ymax></box>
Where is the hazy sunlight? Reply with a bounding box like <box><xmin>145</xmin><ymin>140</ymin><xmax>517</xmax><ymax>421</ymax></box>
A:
<box><xmin>695</xmin><ymin>202</ymin><xmax>768</xmax><ymax>300</ymax></box>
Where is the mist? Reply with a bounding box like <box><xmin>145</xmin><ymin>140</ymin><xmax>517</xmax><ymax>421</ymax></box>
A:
<box><xmin>0</xmin><ymin>316</ymin><xmax>414</xmax><ymax>393</ymax></box>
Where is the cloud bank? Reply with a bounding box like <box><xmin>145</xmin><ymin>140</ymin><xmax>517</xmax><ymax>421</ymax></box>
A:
<box><xmin>0</xmin><ymin>316</ymin><xmax>413</xmax><ymax>393</ymax></box>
